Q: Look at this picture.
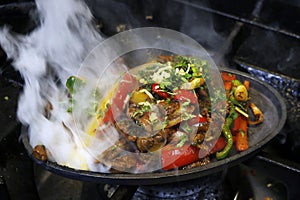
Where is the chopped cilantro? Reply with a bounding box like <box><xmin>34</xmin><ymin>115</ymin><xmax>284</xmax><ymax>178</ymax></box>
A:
<box><xmin>182</xmin><ymin>113</ymin><xmax>196</xmax><ymax>121</ymax></box>
<box><xmin>66</xmin><ymin>76</ymin><xmax>85</xmax><ymax>94</ymax></box>
<box><xmin>132</xmin><ymin>104</ymin><xmax>151</xmax><ymax>117</ymax></box>
<box><xmin>176</xmin><ymin>134</ymin><xmax>188</xmax><ymax>148</ymax></box>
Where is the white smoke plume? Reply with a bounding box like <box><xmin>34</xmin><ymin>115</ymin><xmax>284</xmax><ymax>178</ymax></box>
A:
<box><xmin>0</xmin><ymin>0</ymin><xmax>118</xmax><ymax>171</ymax></box>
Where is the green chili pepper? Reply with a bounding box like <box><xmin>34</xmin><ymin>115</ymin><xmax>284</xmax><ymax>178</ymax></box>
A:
<box><xmin>65</xmin><ymin>76</ymin><xmax>85</xmax><ymax>113</ymax></box>
<box><xmin>232</xmin><ymin>79</ymin><xmax>242</xmax><ymax>87</ymax></box>
<box><xmin>66</xmin><ymin>76</ymin><xmax>85</xmax><ymax>94</ymax></box>
<box><xmin>229</xmin><ymin>95</ymin><xmax>248</xmax><ymax>109</ymax></box>
<box><xmin>216</xmin><ymin>106</ymin><xmax>237</xmax><ymax>160</ymax></box>
<box><xmin>176</xmin><ymin>134</ymin><xmax>188</xmax><ymax>148</ymax></box>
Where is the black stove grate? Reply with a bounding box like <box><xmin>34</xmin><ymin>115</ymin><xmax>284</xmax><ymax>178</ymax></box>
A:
<box><xmin>132</xmin><ymin>174</ymin><xmax>226</xmax><ymax>200</ymax></box>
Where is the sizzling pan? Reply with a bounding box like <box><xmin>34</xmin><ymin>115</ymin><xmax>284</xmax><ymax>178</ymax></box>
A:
<box><xmin>21</xmin><ymin>68</ymin><xmax>286</xmax><ymax>185</ymax></box>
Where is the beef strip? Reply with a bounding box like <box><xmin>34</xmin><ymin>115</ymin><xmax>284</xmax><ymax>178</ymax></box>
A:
<box><xmin>181</xmin><ymin>156</ymin><xmax>210</xmax><ymax>170</ymax></box>
<box><xmin>136</xmin><ymin>133</ymin><xmax>166</xmax><ymax>152</ymax></box>
<box><xmin>157</xmin><ymin>100</ymin><xmax>195</xmax><ymax>128</ymax></box>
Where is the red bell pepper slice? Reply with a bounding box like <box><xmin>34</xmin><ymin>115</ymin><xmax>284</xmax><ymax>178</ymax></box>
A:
<box><xmin>102</xmin><ymin>107</ymin><xmax>114</xmax><ymax>124</ymax></box>
<box><xmin>236</xmin><ymin>130</ymin><xmax>248</xmax><ymax>151</ymax></box>
<box><xmin>102</xmin><ymin>72</ymin><xmax>138</xmax><ymax>124</ymax></box>
<box><xmin>173</xmin><ymin>89</ymin><xmax>198</xmax><ymax>104</ymax></box>
<box><xmin>230</xmin><ymin>79</ymin><xmax>250</xmax><ymax>151</ymax></box>
<box><xmin>151</xmin><ymin>83</ymin><xmax>170</xmax><ymax>99</ymax></box>
<box><xmin>232</xmin><ymin>115</ymin><xmax>249</xmax><ymax>151</ymax></box>
<box><xmin>209</xmin><ymin>136</ymin><xmax>227</xmax><ymax>154</ymax></box>
<box><xmin>221</xmin><ymin>72</ymin><xmax>236</xmax><ymax>96</ymax></box>
<box><xmin>161</xmin><ymin>144</ymin><xmax>199</xmax><ymax>170</ymax></box>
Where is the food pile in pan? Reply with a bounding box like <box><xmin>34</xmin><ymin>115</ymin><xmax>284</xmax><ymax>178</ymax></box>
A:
<box><xmin>33</xmin><ymin>55</ymin><xmax>264</xmax><ymax>172</ymax></box>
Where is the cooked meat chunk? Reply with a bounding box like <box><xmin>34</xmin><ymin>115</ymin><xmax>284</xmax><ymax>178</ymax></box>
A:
<box><xmin>33</xmin><ymin>145</ymin><xmax>48</xmax><ymax>161</ymax></box>
<box><xmin>109</xmin><ymin>154</ymin><xmax>138</xmax><ymax>172</ymax></box>
<box><xmin>158</xmin><ymin>101</ymin><xmax>195</xmax><ymax>128</ymax></box>
<box><xmin>197</xmin><ymin>122</ymin><xmax>209</xmax><ymax>133</ymax></box>
<box><xmin>128</xmin><ymin>100</ymin><xmax>196</xmax><ymax>132</ymax></box>
<box><xmin>99</xmin><ymin>139</ymin><xmax>140</xmax><ymax>171</ymax></box>
<box><xmin>114</xmin><ymin>114</ymin><xmax>151</xmax><ymax>141</ymax></box>
<box><xmin>136</xmin><ymin>133</ymin><xmax>167</xmax><ymax>152</ymax></box>
<box><xmin>193</xmin><ymin>133</ymin><xmax>205</xmax><ymax>146</ymax></box>
<box><xmin>182</xmin><ymin>157</ymin><xmax>210</xmax><ymax>170</ymax></box>
<box><xmin>127</xmin><ymin>103</ymin><xmax>166</xmax><ymax>132</ymax></box>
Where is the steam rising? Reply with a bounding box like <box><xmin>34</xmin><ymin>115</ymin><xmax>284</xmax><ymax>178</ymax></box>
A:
<box><xmin>0</xmin><ymin>0</ymin><xmax>112</xmax><ymax>171</ymax></box>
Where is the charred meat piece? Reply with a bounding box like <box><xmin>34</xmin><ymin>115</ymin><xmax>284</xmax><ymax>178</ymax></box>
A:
<box><xmin>181</xmin><ymin>156</ymin><xmax>210</xmax><ymax>170</ymax></box>
<box><xmin>100</xmin><ymin>139</ymin><xmax>162</xmax><ymax>172</ymax></box>
<box><xmin>114</xmin><ymin>114</ymin><xmax>150</xmax><ymax>141</ymax></box>
<box><xmin>100</xmin><ymin>139</ymin><xmax>137</xmax><ymax>160</ymax></box>
<box><xmin>127</xmin><ymin>102</ymin><xmax>166</xmax><ymax>132</ymax></box>
<box><xmin>136</xmin><ymin>126</ymin><xmax>180</xmax><ymax>152</ymax></box>
<box><xmin>33</xmin><ymin>145</ymin><xmax>48</xmax><ymax>161</ymax></box>
<box><xmin>158</xmin><ymin>100</ymin><xmax>195</xmax><ymax>128</ymax></box>
<box><xmin>197</xmin><ymin>122</ymin><xmax>209</xmax><ymax>133</ymax></box>
<box><xmin>100</xmin><ymin>140</ymin><xmax>126</xmax><ymax>161</ymax></box>
<box><xmin>136</xmin><ymin>132</ymin><xmax>167</xmax><ymax>152</ymax></box>
<box><xmin>99</xmin><ymin>140</ymin><xmax>139</xmax><ymax>172</ymax></box>
<box><xmin>128</xmin><ymin>100</ymin><xmax>195</xmax><ymax>132</ymax></box>
<box><xmin>44</xmin><ymin>101</ymin><xmax>53</xmax><ymax>119</ymax></box>
<box><xmin>109</xmin><ymin>154</ymin><xmax>138</xmax><ymax>172</ymax></box>
<box><xmin>193</xmin><ymin>133</ymin><xmax>205</xmax><ymax>147</ymax></box>
<box><xmin>161</xmin><ymin>127</ymin><xmax>179</xmax><ymax>143</ymax></box>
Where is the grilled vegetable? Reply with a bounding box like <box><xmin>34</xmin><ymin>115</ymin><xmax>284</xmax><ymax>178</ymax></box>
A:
<box><xmin>151</xmin><ymin>83</ymin><xmax>170</xmax><ymax>99</ymax></box>
<box><xmin>130</xmin><ymin>90</ymin><xmax>150</xmax><ymax>104</ymax></box>
<box><xmin>234</xmin><ymin>115</ymin><xmax>249</xmax><ymax>151</ymax></box>
<box><xmin>221</xmin><ymin>72</ymin><xmax>236</xmax><ymax>96</ymax></box>
<box><xmin>181</xmin><ymin>77</ymin><xmax>205</xmax><ymax>90</ymax></box>
<box><xmin>66</xmin><ymin>76</ymin><xmax>85</xmax><ymax>94</ymax></box>
<box><xmin>81</xmin><ymin>59</ymin><xmax>264</xmax><ymax>172</ymax></box>
<box><xmin>102</xmin><ymin>72</ymin><xmax>138</xmax><ymax>124</ymax></box>
<box><xmin>161</xmin><ymin>144</ymin><xmax>200</xmax><ymax>170</ymax></box>
<box><xmin>248</xmin><ymin>103</ymin><xmax>264</xmax><ymax>125</ymax></box>
<box><xmin>234</xmin><ymin>84</ymin><xmax>248</xmax><ymax>101</ymax></box>
<box><xmin>209</xmin><ymin>136</ymin><xmax>227</xmax><ymax>154</ymax></box>
<box><xmin>216</xmin><ymin>106</ymin><xmax>237</xmax><ymax>160</ymax></box>
<box><xmin>173</xmin><ymin>89</ymin><xmax>198</xmax><ymax>104</ymax></box>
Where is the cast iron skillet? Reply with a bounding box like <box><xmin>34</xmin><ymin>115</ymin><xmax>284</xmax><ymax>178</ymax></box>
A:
<box><xmin>21</xmin><ymin>68</ymin><xmax>286</xmax><ymax>185</ymax></box>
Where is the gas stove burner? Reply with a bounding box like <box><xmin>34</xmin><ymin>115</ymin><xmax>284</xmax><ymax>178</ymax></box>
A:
<box><xmin>133</xmin><ymin>173</ymin><xmax>226</xmax><ymax>200</ymax></box>
<box><xmin>34</xmin><ymin>163</ymin><xmax>232</xmax><ymax>200</ymax></box>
